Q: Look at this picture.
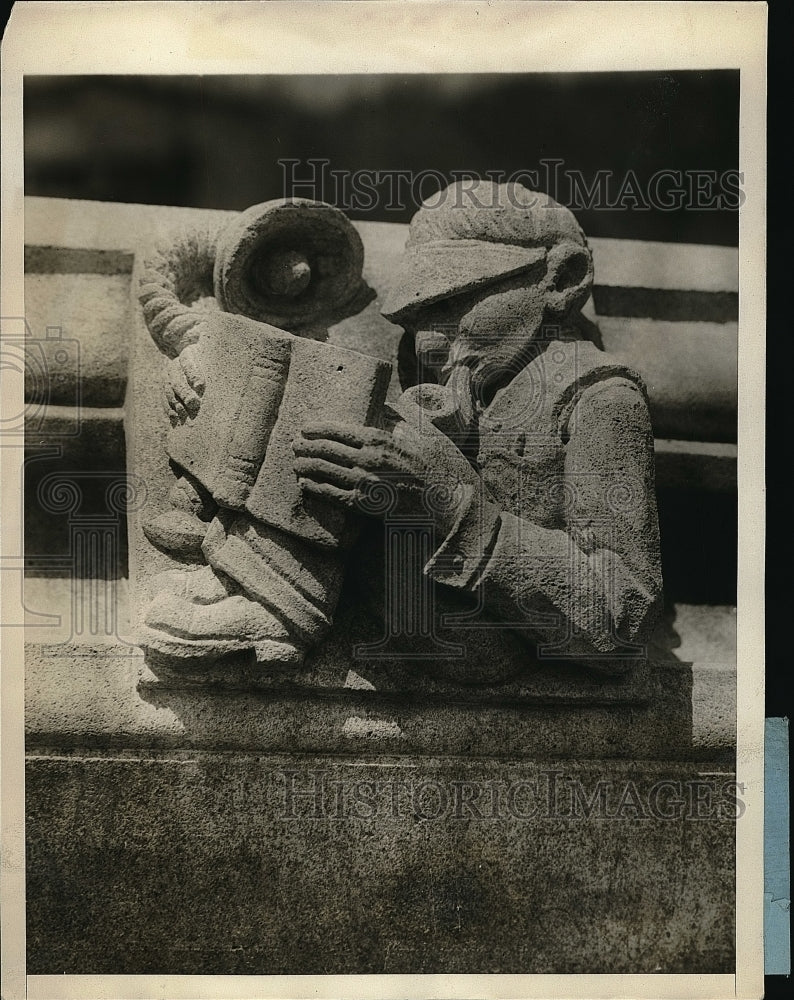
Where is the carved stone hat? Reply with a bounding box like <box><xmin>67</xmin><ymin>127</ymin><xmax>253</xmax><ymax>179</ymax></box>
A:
<box><xmin>381</xmin><ymin>180</ymin><xmax>588</xmax><ymax>326</ymax></box>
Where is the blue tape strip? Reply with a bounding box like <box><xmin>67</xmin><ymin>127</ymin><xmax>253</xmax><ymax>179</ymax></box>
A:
<box><xmin>764</xmin><ymin>716</ymin><xmax>791</xmax><ymax>975</ymax></box>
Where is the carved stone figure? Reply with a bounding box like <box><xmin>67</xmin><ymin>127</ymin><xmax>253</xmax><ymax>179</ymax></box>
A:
<box><xmin>138</xmin><ymin>181</ymin><xmax>663</xmax><ymax>683</ymax></box>
<box><xmin>308</xmin><ymin>181</ymin><xmax>664</xmax><ymax>683</ymax></box>
<box><xmin>137</xmin><ymin>199</ymin><xmax>387</xmax><ymax>666</ymax></box>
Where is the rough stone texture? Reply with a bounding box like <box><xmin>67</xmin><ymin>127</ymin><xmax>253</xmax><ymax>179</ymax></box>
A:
<box><xmin>21</xmin><ymin>191</ymin><xmax>738</xmax><ymax>977</ymax></box>
<box><xmin>129</xmin><ymin>201</ymin><xmax>392</xmax><ymax>668</ymax></box>
<box><xmin>692</xmin><ymin>667</ymin><xmax>737</xmax><ymax>758</ymax></box>
<box><xmin>213</xmin><ymin>198</ymin><xmax>375</xmax><ymax>333</ymax></box>
<box><xmin>20</xmin><ymin>407</ymin><xmax>736</xmax><ymax>553</ymax></box>
<box><xmin>26</xmin><ymin>752</ymin><xmax>736</xmax><ymax>975</ymax></box>
<box><xmin>165</xmin><ymin>316</ymin><xmax>391</xmax><ymax>548</ymax></box>
<box><xmin>24</xmin><ymin>197</ymin><xmax>738</xmax><ymax>296</ymax></box>
<box><xmin>23</xmin><ymin>271</ymin><xmax>132</xmax><ymax>407</ymax></box>
<box><xmin>23</xmin><ymin>582</ymin><xmax>736</xmax><ymax>758</ymax></box>
<box><xmin>652</xmin><ymin>603</ymin><xmax>736</xmax><ymax>666</ymax></box>
<box><xmin>20</xmin><ymin>191</ymin><xmax>738</xmax><ymax>730</ymax></box>
<box><xmin>19</xmin><ymin>197</ymin><xmax>738</xmax><ymax>602</ymax></box>
<box><xmin>22</xmin><ymin>578</ymin><xmax>130</xmax><ymax>645</ymax></box>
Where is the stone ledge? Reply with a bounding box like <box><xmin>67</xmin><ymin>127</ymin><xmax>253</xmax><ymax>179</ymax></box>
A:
<box><xmin>23</xmin><ymin>271</ymin><xmax>132</xmax><ymax>407</ymax></box>
<box><xmin>654</xmin><ymin>440</ymin><xmax>737</xmax><ymax>491</ymax></box>
<box><xmin>25</xmin><ymin>403</ymin><xmax>125</xmax><ymax>443</ymax></box>
<box><xmin>24</xmin><ymin>196</ymin><xmax>738</xmax><ymax>293</ymax></box>
<box><xmin>21</xmin><ymin>580</ymin><xmax>736</xmax><ymax>760</ymax></box>
<box><xmin>596</xmin><ymin>317</ymin><xmax>736</xmax><ymax>442</ymax></box>
<box><xmin>23</xmin><ymin>196</ymin><xmax>738</xmax><ymax>437</ymax></box>
<box><xmin>24</xmin><ymin>640</ymin><xmax>735</xmax><ymax>761</ymax></box>
<box><xmin>25</xmin><ymin>750</ymin><xmax>736</xmax><ymax>974</ymax></box>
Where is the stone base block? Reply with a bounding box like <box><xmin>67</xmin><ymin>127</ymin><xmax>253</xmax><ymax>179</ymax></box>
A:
<box><xmin>26</xmin><ymin>751</ymin><xmax>736</xmax><ymax>975</ymax></box>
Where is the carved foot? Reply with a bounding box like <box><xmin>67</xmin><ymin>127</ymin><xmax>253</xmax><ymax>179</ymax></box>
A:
<box><xmin>140</xmin><ymin>566</ymin><xmax>305</xmax><ymax>667</ymax></box>
<box><xmin>143</xmin><ymin>509</ymin><xmax>208</xmax><ymax>559</ymax></box>
<box><xmin>148</xmin><ymin>563</ymin><xmax>232</xmax><ymax>604</ymax></box>
<box><xmin>143</xmin><ymin>470</ymin><xmax>218</xmax><ymax>558</ymax></box>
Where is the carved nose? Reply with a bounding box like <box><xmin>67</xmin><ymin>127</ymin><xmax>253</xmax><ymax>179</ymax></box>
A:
<box><xmin>255</xmin><ymin>250</ymin><xmax>312</xmax><ymax>297</ymax></box>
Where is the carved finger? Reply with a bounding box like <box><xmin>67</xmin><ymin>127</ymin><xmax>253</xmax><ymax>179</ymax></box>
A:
<box><xmin>175</xmin><ymin>381</ymin><xmax>201</xmax><ymax>416</ymax></box>
<box><xmin>299</xmin><ymin>478</ymin><xmax>358</xmax><ymax>508</ymax></box>
<box><xmin>300</xmin><ymin>420</ymin><xmax>390</xmax><ymax>449</ymax></box>
<box><xmin>293</xmin><ymin>457</ymin><xmax>365</xmax><ymax>490</ymax></box>
<box><xmin>292</xmin><ymin>436</ymin><xmax>411</xmax><ymax>478</ymax></box>
<box><xmin>292</xmin><ymin>436</ymin><xmax>362</xmax><ymax>467</ymax></box>
<box><xmin>162</xmin><ymin>392</ymin><xmax>178</xmax><ymax>426</ymax></box>
<box><xmin>180</xmin><ymin>345</ymin><xmax>206</xmax><ymax>392</ymax></box>
<box><xmin>164</xmin><ymin>381</ymin><xmax>186</xmax><ymax>420</ymax></box>
<box><xmin>359</xmin><ymin>446</ymin><xmax>416</xmax><ymax>478</ymax></box>
<box><xmin>165</xmin><ymin>357</ymin><xmax>200</xmax><ymax>416</ymax></box>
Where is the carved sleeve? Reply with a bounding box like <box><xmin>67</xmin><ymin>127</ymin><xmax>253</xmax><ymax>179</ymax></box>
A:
<box><xmin>424</xmin><ymin>377</ymin><xmax>664</xmax><ymax>665</ymax></box>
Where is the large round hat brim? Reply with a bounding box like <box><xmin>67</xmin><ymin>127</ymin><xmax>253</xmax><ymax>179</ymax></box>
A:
<box><xmin>380</xmin><ymin>240</ymin><xmax>547</xmax><ymax>324</ymax></box>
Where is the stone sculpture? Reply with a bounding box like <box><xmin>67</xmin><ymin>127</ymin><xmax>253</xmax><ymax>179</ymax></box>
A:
<box><xmin>137</xmin><ymin>181</ymin><xmax>663</xmax><ymax>682</ymax></box>
<box><xmin>137</xmin><ymin>199</ymin><xmax>388</xmax><ymax>666</ymax></box>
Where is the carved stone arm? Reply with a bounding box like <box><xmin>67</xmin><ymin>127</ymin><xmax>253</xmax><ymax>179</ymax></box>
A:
<box><xmin>425</xmin><ymin>377</ymin><xmax>664</xmax><ymax>670</ymax></box>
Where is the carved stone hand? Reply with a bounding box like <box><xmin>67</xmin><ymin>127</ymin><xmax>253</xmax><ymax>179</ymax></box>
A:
<box><xmin>163</xmin><ymin>343</ymin><xmax>205</xmax><ymax>423</ymax></box>
<box><xmin>293</xmin><ymin>419</ymin><xmax>475</xmax><ymax>536</ymax></box>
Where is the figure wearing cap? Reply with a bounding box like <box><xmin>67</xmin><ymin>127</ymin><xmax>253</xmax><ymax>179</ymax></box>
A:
<box><xmin>294</xmin><ymin>180</ymin><xmax>664</xmax><ymax>678</ymax></box>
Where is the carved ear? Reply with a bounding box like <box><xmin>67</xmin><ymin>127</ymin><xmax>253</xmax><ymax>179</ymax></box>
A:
<box><xmin>543</xmin><ymin>242</ymin><xmax>594</xmax><ymax>317</ymax></box>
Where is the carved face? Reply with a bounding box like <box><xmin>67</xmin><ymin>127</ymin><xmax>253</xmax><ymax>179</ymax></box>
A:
<box><xmin>408</xmin><ymin>270</ymin><xmax>551</xmax><ymax>405</ymax></box>
<box><xmin>406</xmin><ymin>241</ymin><xmax>592</xmax><ymax>404</ymax></box>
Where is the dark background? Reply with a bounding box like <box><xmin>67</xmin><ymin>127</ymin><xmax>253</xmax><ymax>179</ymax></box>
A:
<box><xmin>24</xmin><ymin>71</ymin><xmax>739</xmax><ymax>245</ymax></box>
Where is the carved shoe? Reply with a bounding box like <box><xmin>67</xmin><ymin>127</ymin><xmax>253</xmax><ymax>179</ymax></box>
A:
<box><xmin>143</xmin><ymin>472</ymin><xmax>218</xmax><ymax>558</ymax></box>
<box><xmin>140</xmin><ymin>568</ymin><xmax>304</xmax><ymax>666</ymax></box>
<box><xmin>147</xmin><ymin>564</ymin><xmax>235</xmax><ymax>604</ymax></box>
